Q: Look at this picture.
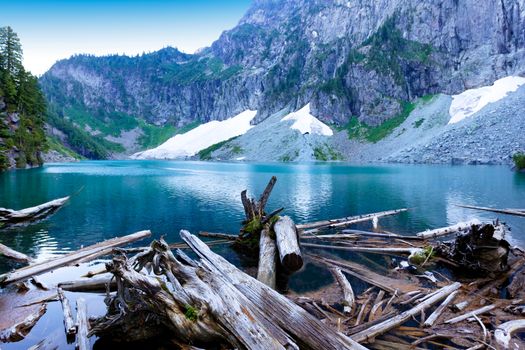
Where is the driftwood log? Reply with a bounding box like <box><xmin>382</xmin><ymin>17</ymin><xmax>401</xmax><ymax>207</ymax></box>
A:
<box><xmin>257</xmin><ymin>227</ymin><xmax>277</xmax><ymax>288</ymax></box>
<box><xmin>76</xmin><ymin>298</ymin><xmax>90</xmax><ymax>350</ymax></box>
<box><xmin>57</xmin><ymin>288</ymin><xmax>76</xmax><ymax>336</ymax></box>
<box><xmin>0</xmin><ymin>243</ymin><xmax>32</xmax><ymax>263</ymax></box>
<box><xmin>0</xmin><ymin>196</ymin><xmax>70</xmax><ymax>228</ymax></box>
<box><xmin>274</xmin><ymin>216</ymin><xmax>303</xmax><ymax>272</ymax></box>
<box><xmin>416</xmin><ymin>219</ymin><xmax>481</xmax><ymax>239</ymax></box>
<box><xmin>0</xmin><ymin>230</ymin><xmax>151</xmax><ymax>285</ymax></box>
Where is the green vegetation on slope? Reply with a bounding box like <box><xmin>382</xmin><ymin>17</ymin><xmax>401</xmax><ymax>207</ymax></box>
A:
<box><xmin>139</xmin><ymin>120</ymin><xmax>200</xmax><ymax>149</ymax></box>
<box><xmin>197</xmin><ymin>136</ymin><xmax>239</xmax><ymax>160</ymax></box>
<box><xmin>513</xmin><ymin>153</ymin><xmax>525</xmax><ymax>170</ymax></box>
<box><xmin>163</xmin><ymin>57</ymin><xmax>242</xmax><ymax>85</ymax></box>
<box><xmin>0</xmin><ymin>26</ymin><xmax>47</xmax><ymax>170</ymax></box>
<box><xmin>313</xmin><ymin>144</ymin><xmax>343</xmax><ymax>161</ymax></box>
<box><xmin>343</xmin><ymin>100</ymin><xmax>416</xmax><ymax>143</ymax></box>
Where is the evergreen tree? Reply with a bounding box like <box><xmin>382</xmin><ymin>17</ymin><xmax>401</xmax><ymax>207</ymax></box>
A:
<box><xmin>0</xmin><ymin>26</ymin><xmax>23</xmax><ymax>76</ymax></box>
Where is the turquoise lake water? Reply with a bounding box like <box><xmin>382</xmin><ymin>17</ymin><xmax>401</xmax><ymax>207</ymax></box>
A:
<box><xmin>0</xmin><ymin>160</ymin><xmax>524</xmax><ymax>349</ymax></box>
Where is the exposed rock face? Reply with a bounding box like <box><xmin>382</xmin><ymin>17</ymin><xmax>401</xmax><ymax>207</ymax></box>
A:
<box><xmin>39</xmin><ymin>0</ymin><xmax>525</xmax><ymax>156</ymax></box>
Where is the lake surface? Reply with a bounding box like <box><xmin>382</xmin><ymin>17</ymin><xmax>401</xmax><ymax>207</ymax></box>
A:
<box><xmin>1</xmin><ymin>160</ymin><xmax>524</xmax><ymax>349</ymax></box>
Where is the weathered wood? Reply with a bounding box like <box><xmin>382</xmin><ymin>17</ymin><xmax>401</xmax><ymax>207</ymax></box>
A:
<box><xmin>257</xmin><ymin>227</ymin><xmax>277</xmax><ymax>289</ymax></box>
<box><xmin>0</xmin><ymin>289</ymin><xmax>55</xmax><ymax>342</ymax></box>
<box><xmin>456</xmin><ymin>204</ymin><xmax>525</xmax><ymax>217</ymax></box>
<box><xmin>274</xmin><ymin>216</ymin><xmax>303</xmax><ymax>272</ymax></box>
<box><xmin>257</xmin><ymin>175</ymin><xmax>277</xmax><ymax>216</ymax></box>
<box><xmin>423</xmin><ymin>291</ymin><xmax>458</xmax><ymax>327</ymax></box>
<box><xmin>308</xmin><ymin>254</ymin><xmax>417</xmax><ymax>294</ymax></box>
<box><xmin>494</xmin><ymin>319</ymin><xmax>525</xmax><ymax>348</ymax></box>
<box><xmin>59</xmin><ymin>277</ymin><xmax>116</xmax><ymax>292</ymax></box>
<box><xmin>198</xmin><ymin>231</ymin><xmax>238</xmax><ymax>240</ymax></box>
<box><xmin>416</xmin><ymin>220</ymin><xmax>481</xmax><ymax>239</ymax></box>
<box><xmin>341</xmin><ymin>229</ymin><xmax>424</xmax><ymax>241</ymax></box>
<box><xmin>297</xmin><ymin>208</ymin><xmax>408</xmax><ymax>230</ymax></box>
<box><xmin>57</xmin><ymin>288</ymin><xmax>76</xmax><ymax>336</ymax></box>
<box><xmin>444</xmin><ymin>304</ymin><xmax>495</xmax><ymax>324</ymax></box>
<box><xmin>76</xmin><ymin>298</ymin><xmax>90</xmax><ymax>350</ymax></box>
<box><xmin>0</xmin><ymin>230</ymin><xmax>151</xmax><ymax>285</ymax></box>
<box><xmin>241</xmin><ymin>190</ymin><xmax>254</xmax><ymax>221</ymax></box>
<box><xmin>0</xmin><ymin>196</ymin><xmax>70</xmax><ymax>228</ymax></box>
<box><xmin>352</xmin><ymin>282</ymin><xmax>461</xmax><ymax>343</ymax></box>
<box><xmin>330</xmin><ymin>267</ymin><xmax>355</xmax><ymax>314</ymax></box>
<box><xmin>302</xmin><ymin>242</ymin><xmax>422</xmax><ymax>258</ymax></box>
<box><xmin>0</xmin><ymin>243</ymin><xmax>32</xmax><ymax>263</ymax></box>
<box><xmin>93</xmin><ymin>240</ymin><xmax>295</xmax><ymax>349</ymax></box>
<box><xmin>180</xmin><ymin>230</ymin><xmax>368</xmax><ymax>350</ymax></box>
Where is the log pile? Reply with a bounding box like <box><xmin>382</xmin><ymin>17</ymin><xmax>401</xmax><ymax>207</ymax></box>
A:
<box><xmin>1</xmin><ymin>177</ymin><xmax>525</xmax><ymax>349</ymax></box>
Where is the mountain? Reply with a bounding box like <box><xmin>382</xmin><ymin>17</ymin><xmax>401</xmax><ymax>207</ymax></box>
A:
<box><xmin>39</xmin><ymin>0</ymin><xmax>525</xmax><ymax>161</ymax></box>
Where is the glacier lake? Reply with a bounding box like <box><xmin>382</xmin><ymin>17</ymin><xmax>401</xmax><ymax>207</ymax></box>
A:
<box><xmin>1</xmin><ymin>160</ymin><xmax>525</xmax><ymax>349</ymax></box>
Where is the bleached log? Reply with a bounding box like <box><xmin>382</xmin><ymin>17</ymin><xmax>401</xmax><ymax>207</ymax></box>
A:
<box><xmin>94</xmin><ymin>240</ymin><xmax>295</xmax><ymax>349</ymax></box>
<box><xmin>0</xmin><ymin>243</ymin><xmax>32</xmax><ymax>263</ymax></box>
<box><xmin>0</xmin><ymin>196</ymin><xmax>70</xmax><ymax>228</ymax></box>
<box><xmin>330</xmin><ymin>267</ymin><xmax>355</xmax><ymax>314</ymax></box>
<box><xmin>494</xmin><ymin>319</ymin><xmax>525</xmax><ymax>348</ymax></box>
<box><xmin>57</xmin><ymin>288</ymin><xmax>76</xmax><ymax>336</ymax></box>
<box><xmin>180</xmin><ymin>230</ymin><xmax>368</xmax><ymax>350</ymax></box>
<box><xmin>0</xmin><ymin>230</ymin><xmax>151</xmax><ymax>285</ymax></box>
<box><xmin>444</xmin><ymin>304</ymin><xmax>495</xmax><ymax>324</ymax></box>
<box><xmin>198</xmin><ymin>231</ymin><xmax>238</xmax><ymax>240</ymax></box>
<box><xmin>456</xmin><ymin>204</ymin><xmax>525</xmax><ymax>217</ymax></box>
<box><xmin>297</xmin><ymin>208</ymin><xmax>408</xmax><ymax>230</ymax></box>
<box><xmin>257</xmin><ymin>227</ymin><xmax>277</xmax><ymax>289</ymax></box>
<box><xmin>76</xmin><ymin>298</ymin><xmax>90</xmax><ymax>350</ymax></box>
<box><xmin>352</xmin><ymin>282</ymin><xmax>461</xmax><ymax>343</ymax></box>
<box><xmin>274</xmin><ymin>216</ymin><xmax>303</xmax><ymax>272</ymax></box>
<box><xmin>355</xmin><ymin>294</ymin><xmax>372</xmax><ymax>326</ymax></box>
<box><xmin>423</xmin><ymin>291</ymin><xmax>458</xmax><ymax>327</ymax></box>
<box><xmin>302</xmin><ymin>242</ymin><xmax>423</xmax><ymax>258</ymax></box>
<box><xmin>59</xmin><ymin>276</ymin><xmax>115</xmax><ymax>292</ymax></box>
<box><xmin>416</xmin><ymin>220</ymin><xmax>481</xmax><ymax>239</ymax></box>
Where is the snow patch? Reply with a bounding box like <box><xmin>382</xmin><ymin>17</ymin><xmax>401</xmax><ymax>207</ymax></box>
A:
<box><xmin>280</xmin><ymin>104</ymin><xmax>333</xmax><ymax>136</ymax></box>
<box><xmin>449</xmin><ymin>76</ymin><xmax>525</xmax><ymax>124</ymax></box>
<box><xmin>132</xmin><ymin>110</ymin><xmax>257</xmax><ymax>159</ymax></box>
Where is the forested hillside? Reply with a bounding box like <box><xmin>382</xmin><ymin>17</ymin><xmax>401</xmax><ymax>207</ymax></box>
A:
<box><xmin>0</xmin><ymin>26</ymin><xmax>47</xmax><ymax>170</ymax></box>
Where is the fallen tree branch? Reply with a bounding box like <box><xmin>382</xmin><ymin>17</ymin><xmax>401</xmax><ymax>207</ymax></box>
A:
<box><xmin>456</xmin><ymin>204</ymin><xmax>525</xmax><ymax>217</ymax></box>
<box><xmin>494</xmin><ymin>319</ymin><xmax>525</xmax><ymax>348</ymax></box>
<box><xmin>330</xmin><ymin>267</ymin><xmax>355</xmax><ymax>314</ymax></box>
<box><xmin>444</xmin><ymin>304</ymin><xmax>496</xmax><ymax>324</ymax></box>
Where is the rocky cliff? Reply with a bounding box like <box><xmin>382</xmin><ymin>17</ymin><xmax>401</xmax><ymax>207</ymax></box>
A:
<box><xmin>40</xmin><ymin>0</ymin><xmax>525</xmax><ymax>157</ymax></box>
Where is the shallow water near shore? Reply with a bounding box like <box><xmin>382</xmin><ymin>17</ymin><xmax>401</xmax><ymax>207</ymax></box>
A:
<box><xmin>1</xmin><ymin>160</ymin><xmax>524</xmax><ymax>349</ymax></box>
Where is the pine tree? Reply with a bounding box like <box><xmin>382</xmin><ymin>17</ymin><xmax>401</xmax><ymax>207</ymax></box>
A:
<box><xmin>0</xmin><ymin>26</ymin><xmax>23</xmax><ymax>76</ymax></box>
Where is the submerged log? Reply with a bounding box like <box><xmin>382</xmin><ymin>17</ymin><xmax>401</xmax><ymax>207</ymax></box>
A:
<box><xmin>57</xmin><ymin>288</ymin><xmax>76</xmax><ymax>336</ymax></box>
<box><xmin>274</xmin><ymin>216</ymin><xmax>303</xmax><ymax>272</ymax></box>
<box><xmin>257</xmin><ymin>227</ymin><xmax>277</xmax><ymax>289</ymax></box>
<box><xmin>76</xmin><ymin>298</ymin><xmax>90</xmax><ymax>350</ymax></box>
<box><xmin>181</xmin><ymin>230</ymin><xmax>367</xmax><ymax>350</ymax></box>
<box><xmin>330</xmin><ymin>267</ymin><xmax>355</xmax><ymax>314</ymax></box>
<box><xmin>0</xmin><ymin>196</ymin><xmax>70</xmax><ymax>228</ymax></box>
<box><xmin>297</xmin><ymin>208</ymin><xmax>408</xmax><ymax>231</ymax></box>
<box><xmin>352</xmin><ymin>282</ymin><xmax>461</xmax><ymax>343</ymax></box>
<box><xmin>416</xmin><ymin>219</ymin><xmax>481</xmax><ymax>239</ymax></box>
<box><xmin>0</xmin><ymin>230</ymin><xmax>151</xmax><ymax>285</ymax></box>
<box><xmin>0</xmin><ymin>243</ymin><xmax>32</xmax><ymax>263</ymax></box>
<box><xmin>58</xmin><ymin>276</ymin><xmax>116</xmax><ymax>292</ymax></box>
<box><xmin>456</xmin><ymin>204</ymin><xmax>525</xmax><ymax>217</ymax></box>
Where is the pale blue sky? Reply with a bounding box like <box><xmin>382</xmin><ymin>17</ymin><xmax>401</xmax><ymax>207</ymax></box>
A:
<box><xmin>0</xmin><ymin>0</ymin><xmax>252</xmax><ymax>75</ymax></box>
